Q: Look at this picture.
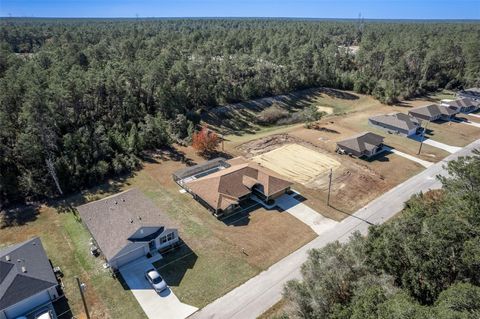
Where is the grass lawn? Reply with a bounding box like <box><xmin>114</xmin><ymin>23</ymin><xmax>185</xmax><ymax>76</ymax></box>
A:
<box><xmin>425</xmin><ymin>120</ymin><xmax>480</xmax><ymax>147</ymax></box>
<box><xmin>138</xmin><ymin>155</ymin><xmax>317</xmax><ymax>307</ymax></box>
<box><xmin>0</xmin><ymin>203</ymin><xmax>145</xmax><ymax>319</ymax></box>
<box><xmin>0</xmin><ymin>148</ymin><xmax>317</xmax><ymax>316</ymax></box>
<box><xmin>257</xmin><ymin>298</ymin><xmax>288</xmax><ymax>319</ymax></box>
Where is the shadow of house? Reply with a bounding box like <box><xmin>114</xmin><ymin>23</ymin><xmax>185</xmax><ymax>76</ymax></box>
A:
<box><xmin>219</xmin><ymin>200</ymin><xmax>261</xmax><ymax>227</ymax></box>
<box><xmin>153</xmin><ymin>243</ymin><xmax>198</xmax><ymax>287</ymax></box>
<box><xmin>52</xmin><ymin>296</ymin><xmax>74</xmax><ymax>319</ymax></box>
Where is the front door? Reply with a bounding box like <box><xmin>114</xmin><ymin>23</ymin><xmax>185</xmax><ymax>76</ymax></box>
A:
<box><xmin>148</xmin><ymin>240</ymin><xmax>156</xmax><ymax>252</ymax></box>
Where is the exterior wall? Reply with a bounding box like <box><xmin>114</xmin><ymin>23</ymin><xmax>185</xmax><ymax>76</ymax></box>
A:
<box><xmin>337</xmin><ymin>145</ymin><xmax>362</xmax><ymax>157</ymax></box>
<box><xmin>156</xmin><ymin>229</ymin><xmax>179</xmax><ymax>250</ymax></box>
<box><xmin>111</xmin><ymin>244</ymin><xmax>148</xmax><ymax>270</ymax></box>
<box><xmin>267</xmin><ymin>188</ymin><xmax>290</xmax><ymax>201</ymax></box>
<box><xmin>3</xmin><ymin>290</ymin><xmax>51</xmax><ymax>319</ymax></box>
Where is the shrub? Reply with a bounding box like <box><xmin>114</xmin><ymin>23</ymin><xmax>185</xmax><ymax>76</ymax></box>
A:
<box><xmin>256</xmin><ymin>103</ymin><xmax>289</xmax><ymax>125</ymax></box>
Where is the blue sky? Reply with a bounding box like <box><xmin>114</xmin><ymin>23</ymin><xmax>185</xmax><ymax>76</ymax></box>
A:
<box><xmin>1</xmin><ymin>0</ymin><xmax>479</xmax><ymax>19</ymax></box>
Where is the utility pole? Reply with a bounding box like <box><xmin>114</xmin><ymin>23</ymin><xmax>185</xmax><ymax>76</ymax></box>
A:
<box><xmin>76</xmin><ymin>277</ymin><xmax>90</xmax><ymax>319</ymax></box>
<box><xmin>417</xmin><ymin>121</ymin><xmax>429</xmax><ymax>155</ymax></box>
<box><xmin>327</xmin><ymin>168</ymin><xmax>333</xmax><ymax>207</ymax></box>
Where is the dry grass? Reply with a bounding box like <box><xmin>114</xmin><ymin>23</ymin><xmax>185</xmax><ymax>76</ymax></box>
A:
<box><xmin>252</xmin><ymin>144</ymin><xmax>341</xmax><ymax>185</ymax></box>
<box><xmin>0</xmin><ymin>204</ymin><xmax>146</xmax><ymax>319</ymax></box>
<box><xmin>124</xmin><ymin>146</ymin><xmax>317</xmax><ymax>307</ymax></box>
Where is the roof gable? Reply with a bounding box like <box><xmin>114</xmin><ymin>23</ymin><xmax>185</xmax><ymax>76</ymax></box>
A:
<box><xmin>0</xmin><ymin>238</ymin><xmax>57</xmax><ymax>310</ymax></box>
<box><xmin>76</xmin><ymin>188</ymin><xmax>175</xmax><ymax>261</ymax></box>
<box><xmin>185</xmin><ymin>157</ymin><xmax>292</xmax><ymax>210</ymax></box>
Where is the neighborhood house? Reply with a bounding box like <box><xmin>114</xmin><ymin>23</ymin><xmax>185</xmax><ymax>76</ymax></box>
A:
<box><xmin>174</xmin><ymin>157</ymin><xmax>292</xmax><ymax>217</ymax></box>
<box><xmin>336</xmin><ymin>132</ymin><xmax>385</xmax><ymax>158</ymax></box>
<box><xmin>369</xmin><ymin>112</ymin><xmax>422</xmax><ymax>136</ymax></box>
<box><xmin>0</xmin><ymin>237</ymin><xmax>62</xmax><ymax>319</ymax></box>
<box><xmin>457</xmin><ymin>88</ymin><xmax>480</xmax><ymax>101</ymax></box>
<box><xmin>443</xmin><ymin>98</ymin><xmax>480</xmax><ymax>114</ymax></box>
<box><xmin>408</xmin><ymin>103</ymin><xmax>457</xmax><ymax>122</ymax></box>
<box><xmin>76</xmin><ymin>188</ymin><xmax>179</xmax><ymax>270</ymax></box>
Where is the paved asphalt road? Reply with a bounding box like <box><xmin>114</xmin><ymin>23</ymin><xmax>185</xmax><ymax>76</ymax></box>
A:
<box><xmin>190</xmin><ymin>138</ymin><xmax>480</xmax><ymax>319</ymax></box>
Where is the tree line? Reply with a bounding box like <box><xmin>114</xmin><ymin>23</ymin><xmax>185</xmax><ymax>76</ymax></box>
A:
<box><xmin>1</xmin><ymin>18</ymin><xmax>479</xmax><ymax>205</ymax></box>
<box><xmin>281</xmin><ymin>151</ymin><xmax>480</xmax><ymax>318</ymax></box>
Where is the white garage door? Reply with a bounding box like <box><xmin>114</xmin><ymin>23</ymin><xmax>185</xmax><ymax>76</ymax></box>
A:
<box><xmin>113</xmin><ymin>245</ymin><xmax>146</xmax><ymax>269</ymax></box>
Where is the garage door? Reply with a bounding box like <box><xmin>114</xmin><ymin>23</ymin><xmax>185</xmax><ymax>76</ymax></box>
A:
<box><xmin>114</xmin><ymin>245</ymin><xmax>147</xmax><ymax>269</ymax></box>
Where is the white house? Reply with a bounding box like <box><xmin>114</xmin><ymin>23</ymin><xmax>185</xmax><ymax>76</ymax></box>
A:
<box><xmin>0</xmin><ymin>237</ymin><xmax>61</xmax><ymax>319</ymax></box>
<box><xmin>77</xmin><ymin>188</ymin><xmax>180</xmax><ymax>270</ymax></box>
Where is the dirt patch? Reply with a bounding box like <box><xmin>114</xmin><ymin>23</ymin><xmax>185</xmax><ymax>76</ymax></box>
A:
<box><xmin>317</xmin><ymin>106</ymin><xmax>334</xmax><ymax>114</ymax></box>
<box><xmin>236</xmin><ymin>133</ymin><xmax>300</xmax><ymax>155</ymax></box>
<box><xmin>252</xmin><ymin>144</ymin><xmax>341</xmax><ymax>185</ymax></box>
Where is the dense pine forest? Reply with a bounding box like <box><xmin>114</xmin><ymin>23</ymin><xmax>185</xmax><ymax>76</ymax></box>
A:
<box><xmin>282</xmin><ymin>151</ymin><xmax>480</xmax><ymax>318</ymax></box>
<box><xmin>1</xmin><ymin>18</ymin><xmax>479</xmax><ymax>206</ymax></box>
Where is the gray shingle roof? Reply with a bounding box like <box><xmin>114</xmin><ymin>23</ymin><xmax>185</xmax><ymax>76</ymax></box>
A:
<box><xmin>0</xmin><ymin>237</ymin><xmax>58</xmax><ymax>310</ymax></box>
<box><xmin>370</xmin><ymin>113</ymin><xmax>420</xmax><ymax>131</ymax></box>
<box><xmin>337</xmin><ymin>132</ymin><xmax>384</xmax><ymax>153</ymax></box>
<box><xmin>76</xmin><ymin>188</ymin><xmax>175</xmax><ymax>262</ymax></box>
<box><xmin>446</xmin><ymin>98</ymin><xmax>479</xmax><ymax>109</ymax></box>
<box><xmin>409</xmin><ymin>104</ymin><xmax>456</xmax><ymax>118</ymax></box>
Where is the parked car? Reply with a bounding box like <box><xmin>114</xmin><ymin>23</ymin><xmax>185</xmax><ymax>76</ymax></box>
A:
<box><xmin>145</xmin><ymin>268</ymin><xmax>168</xmax><ymax>292</ymax></box>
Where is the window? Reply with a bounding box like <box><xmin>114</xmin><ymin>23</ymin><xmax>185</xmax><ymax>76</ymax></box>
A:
<box><xmin>159</xmin><ymin>232</ymin><xmax>176</xmax><ymax>244</ymax></box>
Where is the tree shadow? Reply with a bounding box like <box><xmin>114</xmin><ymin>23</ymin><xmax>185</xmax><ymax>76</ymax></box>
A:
<box><xmin>51</xmin><ymin>174</ymin><xmax>132</xmax><ymax>215</ymax></box>
<box><xmin>0</xmin><ymin>204</ymin><xmax>40</xmax><ymax>228</ymax></box>
<box><xmin>153</xmin><ymin>242</ymin><xmax>198</xmax><ymax>287</ymax></box>
<box><xmin>319</xmin><ymin>88</ymin><xmax>359</xmax><ymax>100</ymax></box>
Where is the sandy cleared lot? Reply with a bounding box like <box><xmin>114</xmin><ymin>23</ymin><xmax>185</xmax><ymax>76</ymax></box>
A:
<box><xmin>252</xmin><ymin>144</ymin><xmax>341</xmax><ymax>184</ymax></box>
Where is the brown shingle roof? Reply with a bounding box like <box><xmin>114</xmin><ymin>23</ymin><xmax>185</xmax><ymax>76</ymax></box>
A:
<box><xmin>337</xmin><ymin>132</ymin><xmax>384</xmax><ymax>153</ymax></box>
<box><xmin>185</xmin><ymin>157</ymin><xmax>292</xmax><ymax>211</ymax></box>
<box><xmin>76</xmin><ymin>188</ymin><xmax>175</xmax><ymax>261</ymax></box>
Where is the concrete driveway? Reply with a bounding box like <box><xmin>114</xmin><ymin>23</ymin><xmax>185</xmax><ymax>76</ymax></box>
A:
<box><xmin>452</xmin><ymin>118</ymin><xmax>480</xmax><ymax>128</ymax></box>
<box><xmin>119</xmin><ymin>256</ymin><xmax>197</xmax><ymax>319</ymax></box>
<box><xmin>383</xmin><ymin>146</ymin><xmax>433</xmax><ymax>168</ymax></box>
<box><xmin>408</xmin><ymin>134</ymin><xmax>461</xmax><ymax>153</ymax></box>
<box><xmin>275</xmin><ymin>194</ymin><xmax>337</xmax><ymax>235</ymax></box>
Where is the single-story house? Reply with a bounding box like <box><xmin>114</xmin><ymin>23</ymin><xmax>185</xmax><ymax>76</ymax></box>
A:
<box><xmin>172</xmin><ymin>157</ymin><xmax>230</xmax><ymax>186</ymax></box>
<box><xmin>457</xmin><ymin>88</ymin><xmax>480</xmax><ymax>101</ymax></box>
<box><xmin>336</xmin><ymin>132</ymin><xmax>385</xmax><ymax>158</ymax></box>
<box><xmin>369</xmin><ymin>113</ymin><xmax>422</xmax><ymax>136</ymax></box>
<box><xmin>177</xmin><ymin>157</ymin><xmax>292</xmax><ymax>217</ymax></box>
<box><xmin>443</xmin><ymin>98</ymin><xmax>480</xmax><ymax>114</ymax></box>
<box><xmin>408</xmin><ymin>104</ymin><xmax>457</xmax><ymax>121</ymax></box>
<box><xmin>77</xmin><ymin>188</ymin><xmax>179</xmax><ymax>270</ymax></box>
<box><xmin>0</xmin><ymin>237</ymin><xmax>61</xmax><ymax>319</ymax></box>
